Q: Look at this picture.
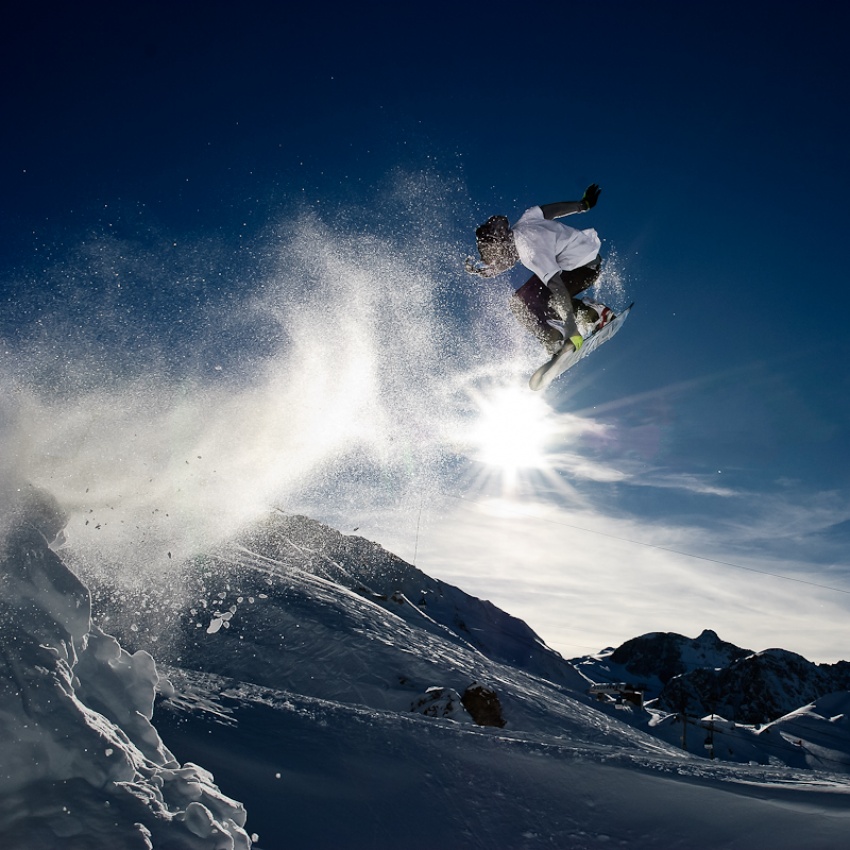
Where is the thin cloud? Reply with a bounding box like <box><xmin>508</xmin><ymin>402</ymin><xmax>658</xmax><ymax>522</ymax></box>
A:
<box><xmin>411</xmin><ymin>495</ymin><xmax>850</xmax><ymax>663</ymax></box>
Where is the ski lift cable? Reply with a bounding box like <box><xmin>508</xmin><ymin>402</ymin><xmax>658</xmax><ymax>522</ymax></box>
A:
<box><xmin>439</xmin><ymin>491</ymin><xmax>850</xmax><ymax>597</ymax></box>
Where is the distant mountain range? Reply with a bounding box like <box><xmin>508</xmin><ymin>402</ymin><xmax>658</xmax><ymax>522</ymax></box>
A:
<box><xmin>573</xmin><ymin>627</ymin><xmax>850</xmax><ymax>725</ymax></box>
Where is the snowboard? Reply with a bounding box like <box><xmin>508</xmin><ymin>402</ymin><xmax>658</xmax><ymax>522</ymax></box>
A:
<box><xmin>529</xmin><ymin>303</ymin><xmax>634</xmax><ymax>392</ymax></box>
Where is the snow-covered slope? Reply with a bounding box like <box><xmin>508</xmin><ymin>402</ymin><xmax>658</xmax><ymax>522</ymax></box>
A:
<box><xmin>0</xmin><ymin>486</ymin><xmax>251</xmax><ymax>850</ymax></box>
<box><xmin>121</xmin><ymin>510</ymin><xmax>639</xmax><ymax>740</ymax></box>
<box><xmin>6</xmin><ymin>498</ymin><xmax>850</xmax><ymax>849</ymax></box>
<box><xmin>156</xmin><ymin>669</ymin><xmax>850</xmax><ymax>850</ymax></box>
<box><xmin>759</xmin><ymin>692</ymin><xmax>850</xmax><ymax>771</ymax></box>
<box><xmin>107</xmin><ymin>510</ymin><xmax>850</xmax><ymax>849</ymax></box>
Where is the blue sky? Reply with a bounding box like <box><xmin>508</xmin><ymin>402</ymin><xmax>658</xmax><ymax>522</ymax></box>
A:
<box><xmin>2</xmin><ymin>2</ymin><xmax>850</xmax><ymax>661</ymax></box>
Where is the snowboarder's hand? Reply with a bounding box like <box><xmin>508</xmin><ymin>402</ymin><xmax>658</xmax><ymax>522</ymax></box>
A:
<box><xmin>465</xmin><ymin>256</ymin><xmax>495</xmax><ymax>277</ymax></box>
<box><xmin>582</xmin><ymin>184</ymin><xmax>601</xmax><ymax>210</ymax></box>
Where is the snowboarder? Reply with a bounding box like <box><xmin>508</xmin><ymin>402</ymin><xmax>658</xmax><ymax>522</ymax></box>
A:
<box><xmin>465</xmin><ymin>184</ymin><xmax>607</xmax><ymax>355</ymax></box>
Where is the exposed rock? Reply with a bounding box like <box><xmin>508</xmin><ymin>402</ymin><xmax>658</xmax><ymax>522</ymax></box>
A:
<box><xmin>462</xmin><ymin>682</ymin><xmax>506</xmax><ymax>728</ymax></box>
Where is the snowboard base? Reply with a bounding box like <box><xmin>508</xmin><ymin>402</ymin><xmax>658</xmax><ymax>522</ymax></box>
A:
<box><xmin>529</xmin><ymin>303</ymin><xmax>634</xmax><ymax>391</ymax></box>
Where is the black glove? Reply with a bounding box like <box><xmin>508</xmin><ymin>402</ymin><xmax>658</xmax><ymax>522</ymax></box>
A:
<box><xmin>581</xmin><ymin>183</ymin><xmax>601</xmax><ymax>210</ymax></box>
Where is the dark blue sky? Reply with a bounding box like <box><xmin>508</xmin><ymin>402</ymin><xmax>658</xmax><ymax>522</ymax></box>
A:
<box><xmin>3</xmin><ymin>1</ymin><xmax>850</xmax><ymax>656</ymax></box>
<box><xmin>6</xmin><ymin>3</ymin><xmax>848</xmax><ymax>241</ymax></box>
<box><xmin>7</xmin><ymin>1</ymin><xmax>848</xmax><ymax>458</ymax></box>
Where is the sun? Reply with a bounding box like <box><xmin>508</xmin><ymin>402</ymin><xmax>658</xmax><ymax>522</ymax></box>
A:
<box><xmin>469</xmin><ymin>386</ymin><xmax>558</xmax><ymax>473</ymax></box>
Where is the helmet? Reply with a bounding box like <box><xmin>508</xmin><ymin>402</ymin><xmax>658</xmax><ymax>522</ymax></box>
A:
<box><xmin>471</xmin><ymin>215</ymin><xmax>518</xmax><ymax>276</ymax></box>
<box><xmin>475</xmin><ymin>214</ymin><xmax>511</xmax><ymax>246</ymax></box>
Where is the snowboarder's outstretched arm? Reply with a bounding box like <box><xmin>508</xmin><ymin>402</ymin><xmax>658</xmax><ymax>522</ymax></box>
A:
<box><xmin>540</xmin><ymin>184</ymin><xmax>601</xmax><ymax>220</ymax></box>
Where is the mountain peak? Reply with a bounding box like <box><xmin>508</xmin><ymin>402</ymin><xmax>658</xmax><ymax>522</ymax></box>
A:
<box><xmin>604</xmin><ymin>629</ymin><xmax>751</xmax><ymax>689</ymax></box>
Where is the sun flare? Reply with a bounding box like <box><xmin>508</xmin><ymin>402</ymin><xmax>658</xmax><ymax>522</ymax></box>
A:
<box><xmin>470</xmin><ymin>387</ymin><xmax>558</xmax><ymax>472</ymax></box>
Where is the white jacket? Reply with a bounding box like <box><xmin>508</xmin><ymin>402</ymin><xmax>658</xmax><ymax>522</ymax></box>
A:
<box><xmin>511</xmin><ymin>205</ymin><xmax>601</xmax><ymax>283</ymax></box>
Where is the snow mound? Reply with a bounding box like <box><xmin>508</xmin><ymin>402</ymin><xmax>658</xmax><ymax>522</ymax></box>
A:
<box><xmin>0</xmin><ymin>486</ymin><xmax>251</xmax><ymax>850</ymax></box>
<box><xmin>410</xmin><ymin>686</ymin><xmax>472</xmax><ymax>722</ymax></box>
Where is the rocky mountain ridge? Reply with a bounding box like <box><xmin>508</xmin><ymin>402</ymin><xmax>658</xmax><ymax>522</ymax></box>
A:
<box><xmin>575</xmin><ymin>628</ymin><xmax>850</xmax><ymax>725</ymax></box>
